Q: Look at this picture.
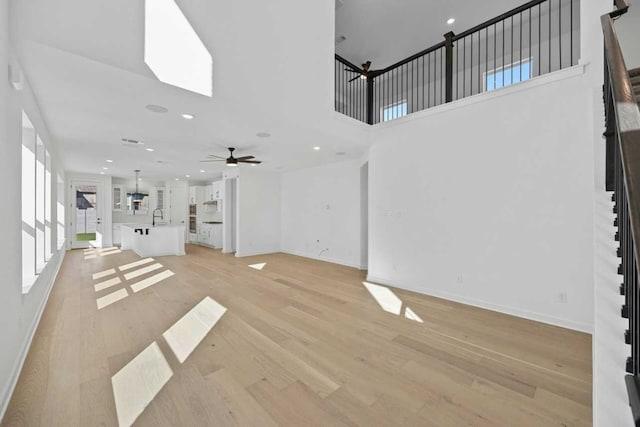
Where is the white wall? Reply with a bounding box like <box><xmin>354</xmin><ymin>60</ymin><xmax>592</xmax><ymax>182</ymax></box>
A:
<box><xmin>0</xmin><ymin>5</ymin><xmax>67</xmax><ymax>418</ymax></box>
<box><xmin>281</xmin><ymin>160</ymin><xmax>363</xmax><ymax>268</ymax></box>
<box><xmin>236</xmin><ymin>168</ymin><xmax>281</xmax><ymax>257</ymax></box>
<box><xmin>368</xmin><ymin>67</ymin><xmax>595</xmax><ymax>332</ymax></box>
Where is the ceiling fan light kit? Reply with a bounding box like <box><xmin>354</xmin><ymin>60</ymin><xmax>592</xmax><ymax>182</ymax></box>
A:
<box><xmin>344</xmin><ymin>60</ymin><xmax>381</xmax><ymax>83</ymax></box>
<box><xmin>200</xmin><ymin>147</ymin><xmax>262</xmax><ymax>167</ymax></box>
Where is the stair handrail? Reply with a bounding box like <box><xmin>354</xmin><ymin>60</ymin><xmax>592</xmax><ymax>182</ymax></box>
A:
<box><xmin>601</xmin><ymin>0</ymin><xmax>640</xmax><ymax>424</ymax></box>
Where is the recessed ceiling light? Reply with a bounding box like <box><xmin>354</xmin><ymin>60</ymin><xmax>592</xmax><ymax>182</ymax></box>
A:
<box><xmin>200</xmin><ymin>169</ymin><xmax>205</xmax><ymax>173</ymax></box>
<box><xmin>146</xmin><ymin>148</ymin><xmax>155</xmax><ymax>152</ymax></box>
<box><xmin>102</xmin><ymin>167</ymin><xmax>109</xmax><ymax>170</ymax></box>
<box><xmin>447</xmin><ymin>18</ymin><xmax>455</xmax><ymax>25</ymax></box>
<box><xmin>256</xmin><ymin>132</ymin><xmax>271</xmax><ymax>138</ymax></box>
<box><xmin>145</xmin><ymin>104</ymin><xmax>168</xmax><ymax>113</ymax></box>
<box><xmin>313</xmin><ymin>146</ymin><xmax>321</xmax><ymax>151</ymax></box>
<box><xmin>175</xmin><ymin>178</ymin><xmax>180</xmax><ymax>181</ymax></box>
<box><xmin>106</xmin><ymin>159</ymin><xmax>113</xmax><ymax>163</ymax></box>
<box><xmin>100</xmin><ymin>172</ymin><xmax>105</xmax><ymax>175</ymax></box>
<box><xmin>185</xmin><ymin>174</ymin><xmax>191</xmax><ymax>178</ymax></box>
<box><xmin>251</xmin><ymin>164</ymin><xmax>257</xmax><ymax>167</ymax></box>
<box><xmin>181</xmin><ymin>113</ymin><xmax>195</xmax><ymax>120</ymax></box>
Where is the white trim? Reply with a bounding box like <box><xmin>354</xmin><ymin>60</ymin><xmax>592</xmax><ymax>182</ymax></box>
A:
<box><xmin>235</xmin><ymin>247</ymin><xmax>281</xmax><ymax>258</ymax></box>
<box><xmin>376</xmin><ymin>64</ymin><xmax>586</xmax><ymax>129</ymax></box>
<box><xmin>281</xmin><ymin>249</ymin><xmax>360</xmax><ymax>269</ymax></box>
<box><xmin>366</xmin><ymin>274</ymin><xmax>593</xmax><ymax>334</ymax></box>
<box><xmin>0</xmin><ymin>244</ymin><xmax>66</xmax><ymax>421</ymax></box>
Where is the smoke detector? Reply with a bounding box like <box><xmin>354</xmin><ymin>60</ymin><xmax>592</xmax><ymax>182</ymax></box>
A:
<box><xmin>335</xmin><ymin>35</ymin><xmax>347</xmax><ymax>45</ymax></box>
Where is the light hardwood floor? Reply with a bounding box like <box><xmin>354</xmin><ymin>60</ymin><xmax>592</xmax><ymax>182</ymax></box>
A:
<box><xmin>2</xmin><ymin>245</ymin><xmax>592</xmax><ymax>426</ymax></box>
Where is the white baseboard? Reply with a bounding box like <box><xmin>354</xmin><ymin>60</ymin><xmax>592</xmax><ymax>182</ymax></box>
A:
<box><xmin>366</xmin><ymin>274</ymin><xmax>593</xmax><ymax>334</ymax></box>
<box><xmin>0</xmin><ymin>246</ymin><xmax>66</xmax><ymax>421</ymax></box>
<box><xmin>282</xmin><ymin>249</ymin><xmax>360</xmax><ymax>269</ymax></box>
<box><xmin>235</xmin><ymin>247</ymin><xmax>280</xmax><ymax>258</ymax></box>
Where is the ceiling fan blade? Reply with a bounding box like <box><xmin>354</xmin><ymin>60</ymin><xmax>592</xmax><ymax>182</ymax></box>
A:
<box><xmin>344</xmin><ymin>68</ymin><xmax>359</xmax><ymax>73</ymax></box>
<box><xmin>348</xmin><ymin>75</ymin><xmax>361</xmax><ymax>82</ymax></box>
<box><xmin>235</xmin><ymin>155</ymin><xmax>255</xmax><ymax>161</ymax></box>
<box><xmin>206</xmin><ymin>154</ymin><xmax>226</xmax><ymax>159</ymax></box>
<box><xmin>238</xmin><ymin>160</ymin><xmax>262</xmax><ymax>164</ymax></box>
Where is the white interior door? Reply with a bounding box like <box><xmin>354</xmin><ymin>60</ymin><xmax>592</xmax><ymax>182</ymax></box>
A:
<box><xmin>71</xmin><ymin>181</ymin><xmax>103</xmax><ymax>249</ymax></box>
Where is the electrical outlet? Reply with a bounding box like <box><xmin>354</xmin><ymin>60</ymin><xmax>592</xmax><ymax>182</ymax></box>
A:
<box><xmin>558</xmin><ymin>292</ymin><xmax>568</xmax><ymax>303</ymax></box>
<box><xmin>456</xmin><ymin>275</ymin><xmax>463</xmax><ymax>284</ymax></box>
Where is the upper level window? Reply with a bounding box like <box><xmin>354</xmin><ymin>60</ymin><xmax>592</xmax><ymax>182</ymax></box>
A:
<box><xmin>486</xmin><ymin>59</ymin><xmax>532</xmax><ymax>91</ymax></box>
<box><xmin>382</xmin><ymin>101</ymin><xmax>408</xmax><ymax>122</ymax></box>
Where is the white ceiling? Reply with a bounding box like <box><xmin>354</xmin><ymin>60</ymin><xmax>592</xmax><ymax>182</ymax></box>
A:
<box><xmin>12</xmin><ymin>0</ymin><xmax>369</xmax><ymax>181</ymax></box>
<box><xmin>335</xmin><ymin>0</ymin><xmax>526</xmax><ymax>69</ymax></box>
<box><xmin>12</xmin><ymin>0</ymin><xmax>525</xmax><ymax>181</ymax></box>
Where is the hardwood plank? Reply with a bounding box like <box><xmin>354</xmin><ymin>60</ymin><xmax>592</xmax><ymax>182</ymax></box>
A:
<box><xmin>1</xmin><ymin>246</ymin><xmax>592</xmax><ymax>426</ymax></box>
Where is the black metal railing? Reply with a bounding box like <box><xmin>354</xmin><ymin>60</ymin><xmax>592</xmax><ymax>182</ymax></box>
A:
<box><xmin>335</xmin><ymin>0</ymin><xmax>580</xmax><ymax>125</ymax></box>
<box><xmin>602</xmin><ymin>0</ymin><xmax>640</xmax><ymax>424</ymax></box>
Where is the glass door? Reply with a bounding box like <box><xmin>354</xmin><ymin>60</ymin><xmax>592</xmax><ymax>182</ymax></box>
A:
<box><xmin>71</xmin><ymin>181</ymin><xmax>103</xmax><ymax>249</ymax></box>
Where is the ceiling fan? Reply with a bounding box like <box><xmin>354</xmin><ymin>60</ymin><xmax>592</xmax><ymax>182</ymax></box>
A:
<box><xmin>344</xmin><ymin>60</ymin><xmax>381</xmax><ymax>82</ymax></box>
<box><xmin>200</xmin><ymin>147</ymin><xmax>262</xmax><ymax>167</ymax></box>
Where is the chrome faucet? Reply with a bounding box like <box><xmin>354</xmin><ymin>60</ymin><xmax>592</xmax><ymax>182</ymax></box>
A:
<box><xmin>152</xmin><ymin>208</ymin><xmax>163</xmax><ymax>226</ymax></box>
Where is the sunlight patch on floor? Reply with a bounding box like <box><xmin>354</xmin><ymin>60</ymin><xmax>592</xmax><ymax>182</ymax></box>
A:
<box><xmin>131</xmin><ymin>270</ymin><xmax>175</xmax><ymax>293</ymax></box>
<box><xmin>118</xmin><ymin>258</ymin><xmax>155</xmax><ymax>271</ymax></box>
<box><xmin>124</xmin><ymin>263</ymin><xmax>163</xmax><ymax>280</ymax></box>
<box><xmin>162</xmin><ymin>296</ymin><xmax>227</xmax><ymax>363</ymax></box>
<box><xmin>111</xmin><ymin>342</ymin><xmax>173</xmax><ymax>427</ymax></box>
<box><xmin>363</xmin><ymin>282</ymin><xmax>424</xmax><ymax>323</ymax></box>
<box><xmin>248</xmin><ymin>262</ymin><xmax>266</xmax><ymax>270</ymax></box>
<box><xmin>92</xmin><ymin>257</ymin><xmax>173</xmax><ymax>309</ymax></box>
<box><xmin>94</xmin><ymin>277</ymin><xmax>122</xmax><ymax>292</ymax></box>
<box><xmin>97</xmin><ymin>288</ymin><xmax>129</xmax><ymax>310</ymax></box>
<box><xmin>93</xmin><ymin>268</ymin><xmax>116</xmax><ymax>280</ymax></box>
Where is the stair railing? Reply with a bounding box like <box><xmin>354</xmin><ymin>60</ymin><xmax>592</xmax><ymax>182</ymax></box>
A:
<box><xmin>602</xmin><ymin>0</ymin><xmax>640</xmax><ymax>424</ymax></box>
<box><xmin>335</xmin><ymin>0</ymin><xmax>579</xmax><ymax>124</ymax></box>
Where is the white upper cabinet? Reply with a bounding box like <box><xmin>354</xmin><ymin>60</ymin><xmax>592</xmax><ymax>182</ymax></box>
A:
<box><xmin>189</xmin><ymin>186</ymin><xmax>196</xmax><ymax>204</ymax></box>
<box><xmin>112</xmin><ymin>185</ymin><xmax>124</xmax><ymax>211</ymax></box>
<box><xmin>205</xmin><ymin>185</ymin><xmax>215</xmax><ymax>202</ymax></box>
<box><xmin>214</xmin><ymin>180</ymin><xmax>224</xmax><ymax>200</ymax></box>
<box><xmin>152</xmin><ymin>187</ymin><xmax>166</xmax><ymax>211</ymax></box>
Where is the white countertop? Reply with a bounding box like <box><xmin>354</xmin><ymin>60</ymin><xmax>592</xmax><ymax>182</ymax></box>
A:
<box><xmin>121</xmin><ymin>223</ymin><xmax>184</xmax><ymax>229</ymax></box>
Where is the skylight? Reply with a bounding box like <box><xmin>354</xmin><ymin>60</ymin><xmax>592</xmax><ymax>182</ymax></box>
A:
<box><xmin>145</xmin><ymin>0</ymin><xmax>213</xmax><ymax>97</ymax></box>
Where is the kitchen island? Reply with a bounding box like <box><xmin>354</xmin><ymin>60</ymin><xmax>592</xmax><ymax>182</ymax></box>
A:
<box><xmin>121</xmin><ymin>224</ymin><xmax>186</xmax><ymax>257</ymax></box>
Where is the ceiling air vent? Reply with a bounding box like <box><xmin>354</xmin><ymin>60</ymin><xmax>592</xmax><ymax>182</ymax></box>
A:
<box><xmin>121</xmin><ymin>138</ymin><xmax>143</xmax><ymax>147</ymax></box>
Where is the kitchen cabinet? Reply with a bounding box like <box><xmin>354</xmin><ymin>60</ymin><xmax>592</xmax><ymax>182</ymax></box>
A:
<box><xmin>214</xmin><ymin>180</ymin><xmax>224</xmax><ymax>200</ymax></box>
<box><xmin>112</xmin><ymin>224</ymin><xmax>122</xmax><ymax>245</ymax></box>
<box><xmin>196</xmin><ymin>186</ymin><xmax>205</xmax><ymax>206</ymax></box>
<box><xmin>205</xmin><ymin>185</ymin><xmax>215</xmax><ymax>202</ymax></box>
<box><xmin>212</xmin><ymin>224</ymin><xmax>223</xmax><ymax>247</ymax></box>
<box><xmin>198</xmin><ymin>223</ymin><xmax>222</xmax><ymax>247</ymax></box>
<box><xmin>152</xmin><ymin>187</ymin><xmax>166</xmax><ymax>211</ymax></box>
<box><xmin>198</xmin><ymin>224</ymin><xmax>213</xmax><ymax>247</ymax></box>
<box><xmin>112</xmin><ymin>185</ymin><xmax>124</xmax><ymax>211</ymax></box>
